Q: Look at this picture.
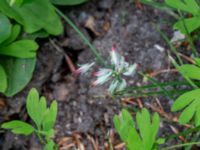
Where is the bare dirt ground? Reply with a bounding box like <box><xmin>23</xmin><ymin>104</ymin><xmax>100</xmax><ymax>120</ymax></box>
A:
<box><xmin>0</xmin><ymin>0</ymin><xmax>189</xmax><ymax>149</ymax></box>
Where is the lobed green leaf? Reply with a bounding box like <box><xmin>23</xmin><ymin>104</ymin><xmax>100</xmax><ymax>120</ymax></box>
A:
<box><xmin>114</xmin><ymin>109</ymin><xmax>160</xmax><ymax>150</ymax></box>
<box><xmin>42</xmin><ymin>100</ymin><xmax>58</xmax><ymax>131</ymax></box>
<box><xmin>172</xmin><ymin>89</ymin><xmax>200</xmax><ymax>126</ymax></box>
<box><xmin>178</xmin><ymin>64</ymin><xmax>200</xmax><ymax>80</ymax></box>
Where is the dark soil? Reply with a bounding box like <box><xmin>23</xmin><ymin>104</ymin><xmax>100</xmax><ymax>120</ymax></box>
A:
<box><xmin>0</xmin><ymin>0</ymin><xmax>195</xmax><ymax>150</ymax></box>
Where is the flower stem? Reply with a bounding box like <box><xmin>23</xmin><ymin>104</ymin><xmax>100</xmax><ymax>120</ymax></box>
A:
<box><xmin>161</xmin><ymin>141</ymin><xmax>200</xmax><ymax>150</ymax></box>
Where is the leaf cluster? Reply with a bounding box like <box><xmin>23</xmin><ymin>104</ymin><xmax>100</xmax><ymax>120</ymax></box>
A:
<box><xmin>0</xmin><ymin>13</ymin><xmax>38</xmax><ymax>96</ymax></box>
<box><xmin>0</xmin><ymin>0</ymin><xmax>87</xmax><ymax>96</ymax></box>
<box><xmin>165</xmin><ymin>0</ymin><xmax>200</xmax><ymax>34</ymax></box>
<box><xmin>1</xmin><ymin>88</ymin><xmax>58</xmax><ymax>150</ymax></box>
<box><xmin>114</xmin><ymin>109</ymin><xmax>162</xmax><ymax>150</ymax></box>
<box><xmin>172</xmin><ymin>60</ymin><xmax>200</xmax><ymax>126</ymax></box>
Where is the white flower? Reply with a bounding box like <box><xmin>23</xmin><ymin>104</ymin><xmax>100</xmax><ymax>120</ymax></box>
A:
<box><xmin>77</xmin><ymin>46</ymin><xmax>137</xmax><ymax>94</ymax></box>
<box><xmin>93</xmin><ymin>71</ymin><xmax>112</xmax><ymax>85</ymax></box>
<box><xmin>75</xmin><ymin>62</ymin><xmax>95</xmax><ymax>75</ymax></box>
<box><xmin>94</xmin><ymin>68</ymin><xmax>112</xmax><ymax>77</ymax></box>
<box><xmin>110</xmin><ymin>46</ymin><xmax>120</xmax><ymax>66</ymax></box>
<box><xmin>123</xmin><ymin>63</ymin><xmax>137</xmax><ymax>76</ymax></box>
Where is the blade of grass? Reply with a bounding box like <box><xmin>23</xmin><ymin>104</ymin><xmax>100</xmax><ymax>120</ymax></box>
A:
<box><xmin>165</xmin><ymin>125</ymin><xmax>200</xmax><ymax>141</ymax></box>
<box><xmin>140</xmin><ymin>73</ymin><xmax>174</xmax><ymax>99</ymax></box>
<box><xmin>55</xmin><ymin>7</ymin><xmax>106</xmax><ymax>66</ymax></box>
<box><xmin>116</xmin><ymin>89</ymin><xmax>187</xmax><ymax>98</ymax></box>
<box><xmin>119</xmin><ymin>81</ymin><xmax>194</xmax><ymax>92</ymax></box>
<box><xmin>161</xmin><ymin>141</ymin><xmax>200</xmax><ymax>150</ymax></box>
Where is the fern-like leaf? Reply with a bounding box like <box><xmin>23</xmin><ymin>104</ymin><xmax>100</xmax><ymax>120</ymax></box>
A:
<box><xmin>113</xmin><ymin>109</ymin><xmax>160</xmax><ymax>150</ymax></box>
<box><xmin>172</xmin><ymin>89</ymin><xmax>200</xmax><ymax>126</ymax></box>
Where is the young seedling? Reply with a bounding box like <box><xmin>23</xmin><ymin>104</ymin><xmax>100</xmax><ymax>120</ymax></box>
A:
<box><xmin>1</xmin><ymin>88</ymin><xmax>58</xmax><ymax>150</ymax></box>
<box><xmin>114</xmin><ymin>109</ymin><xmax>163</xmax><ymax>150</ymax></box>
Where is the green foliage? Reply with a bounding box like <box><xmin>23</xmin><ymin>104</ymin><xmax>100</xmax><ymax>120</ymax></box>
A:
<box><xmin>171</xmin><ymin>61</ymin><xmax>200</xmax><ymax>126</ymax></box>
<box><xmin>178</xmin><ymin>64</ymin><xmax>200</xmax><ymax>80</ymax></box>
<box><xmin>1</xmin><ymin>120</ymin><xmax>34</xmax><ymax>135</ymax></box>
<box><xmin>0</xmin><ymin>13</ymin><xmax>38</xmax><ymax>96</ymax></box>
<box><xmin>165</xmin><ymin>0</ymin><xmax>200</xmax><ymax>34</ymax></box>
<box><xmin>0</xmin><ymin>0</ymin><xmax>63</xmax><ymax>35</ymax></box>
<box><xmin>141</xmin><ymin>0</ymin><xmax>200</xmax><ymax>34</ymax></box>
<box><xmin>0</xmin><ymin>58</ymin><xmax>36</xmax><ymax>96</ymax></box>
<box><xmin>0</xmin><ymin>65</ymin><xmax>7</xmax><ymax>93</ymax></box>
<box><xmin>1</xmin><ymin>88</ymin><xmax>58</xmax><ymax>150</ymax></box>
<box><xmin>172</xmin><ymin>89</ymin><xmax>200</xmax><ymax>126</ymax></box>
<box><xmin>113</xmin><ymin>109</ymin><xmax>161</xmax><ymax>150</ymax></box>
<box><xmin>51</xmin><ymin>0</ymin><xmax>87</xmax><ymax>5</ymax></box>
<box><xmin>0</xmin><ymin>13</ymin><xmax>11</xmax><ymax>44</ymax></box>
<box><xmin>26</xmin><ymin>89</ymin><xmax>58</xmax><ymax>132</ymax></box>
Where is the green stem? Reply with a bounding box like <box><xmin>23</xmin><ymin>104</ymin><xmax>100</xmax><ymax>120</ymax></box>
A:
<box><xmin>35</xmin><ymin>130</ymin><xmax>46</xmax><ymax>145</ymax></box>
<box><xmin>140</xmin><ymin>73</ymin><xmax>174</xmax><ymax>99</ymax></box>
<box><xmin>55</xmin><ymin>7</ymin><xmax>106</xmax><ymax>66</ymax></box>
<box><xmin>116</xmin><ymin>89</ymin><xmax>187</xmax><ymax>97</ymax></box>
<box><xmin>165</xmin><ymin>125</ymin><xmax>200</xmax><ymax>141</ymax></box>
<box><xmin>120</xmin><ymin>81</ymin><xmax>193</xmax><ymax>92</ymax></box>
<box><xmin>161</xmin><ymin>141</ymin><xmax>200</xmax><ymax>150</ymax></box>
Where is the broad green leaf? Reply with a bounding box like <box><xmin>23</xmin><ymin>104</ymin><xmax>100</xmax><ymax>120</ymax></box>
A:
<box><xmin>178</xmin><ymin>64</ymin><xmax>200</xmax><ymax>80</ymax></box>
<box><xmin>114</xmin><ymin>109</ymin><xmax>160</xmax><ymax>150</ymax></box>
<box><xmin>1</xmin><ymin>120</ymin><xmax>34</xmax><ymax>135</ymax></box>
<box><xmin>0</xmin><ymin>57</ymin><xmax>36</xmax><ymax>96</ymax></box>
<box><xmin>51</xmin><ymin>0</ymin><xmax>87</xmax><ymax>5</ymax></box>
<box><xmin>42</xmin><ymin>101</ymin><xmax>58</xmax><ymax>131</ymax></box>
<box><xmin>172</xmin><ymin>89</ymin><xmax>200</xmax><ymax>126</ymax></box>
<box><xmin>165</xmin><ymin>0</ymin><xmax>199</xmax><ymax>15</ymax></box>
<box><xmin>174</xmin><ymin>17</ymin><xmax>200</xmax><ymax>34</ymax></box>
<box><xmin>0</xmin><ymin>0</ymin><xmax>63</xmax><ymax>35</ymax></box>
<box><xmin>0</xmin><ymin>40</ymin><xmax>38</xmax><ymax>58</ymax></box>
<box><xmin>1</xmin><ymin>24</ymin><xmax>21</xmax><ymax>46</ymax></box>
<box><xmin>0</xmin><ymin>65</ymin><xmax>7</xmax><ymax>93</ymax></box>
<box><xmin>0</xmin><ymin>13</ymin><xmax>11</xmax><ymax>44</ymax></box>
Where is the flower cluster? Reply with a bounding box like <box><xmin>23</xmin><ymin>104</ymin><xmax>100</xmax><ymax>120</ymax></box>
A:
<box><xmin>76</xmin><ymin>47</ymin><xmax>137</xmax><ymax>94</ymax></box>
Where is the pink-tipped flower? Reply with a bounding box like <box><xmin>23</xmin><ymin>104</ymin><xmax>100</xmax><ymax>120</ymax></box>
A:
<box><xmin>93</xmin><ymin>69</ymin><xmax>112</xmax><ymax>77</ymax></box>
<box><xmin>75</xmin><ymin>62</ymin><xmax>95</xmax><ymax>75</ymax></box>
<box><xmin>110</xmin><ymin>46</ymin><xmax>120</xmax><ymax>66</ymax></box>
<box><xmin>92</xmin><ymin>71</ymin><xmax>112</xmax><ymax>86</ymax></box>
